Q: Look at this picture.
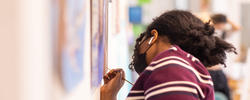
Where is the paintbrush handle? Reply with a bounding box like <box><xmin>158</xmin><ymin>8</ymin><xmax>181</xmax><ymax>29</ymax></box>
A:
<box><xmin>106</xmin><ymin>68</ymin><xmax>134</xmax><ymax>85</ymax></box>
<box><xmin>123</xmin><ymin>78</ymin><xmax>134</xmax><ymax>85</ymax></box>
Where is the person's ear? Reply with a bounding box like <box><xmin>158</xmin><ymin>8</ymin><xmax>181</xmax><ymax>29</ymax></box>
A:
<box><xmin>149</xmin><ymin>29</ymin><xmax>158</xmax><ymax>45</ymax></box>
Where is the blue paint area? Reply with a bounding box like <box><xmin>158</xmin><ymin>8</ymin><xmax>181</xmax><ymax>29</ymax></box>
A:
<box><xmin>61</xmin><ymin>0</ymin><xmax>85</xmax><ymax>92</ymax></box>
<box><xmin>91</xmin><ymin>0</ymin><xmax>108</xmax><ymax>89</ymax></box>
<box><xmin>129</xmin><ymin>6</ymin><xmax>142</xmax><ymax>24</ymax></box>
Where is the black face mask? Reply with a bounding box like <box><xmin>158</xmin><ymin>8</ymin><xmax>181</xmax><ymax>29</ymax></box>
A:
<box><xmin>134</xmin><ymin>52</ymin><xmax>148</xmax><ymax>74</ymax></box>
<box><xmin>133</xmin><ymin>39</ymin><xmax>152</xmax><ymax>74</ymax></box>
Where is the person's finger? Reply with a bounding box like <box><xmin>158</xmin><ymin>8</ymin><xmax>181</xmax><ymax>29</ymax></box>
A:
<box><xmin>111</xmin><ymin>68</ymin><xmax>123</xmax><ymax>80</ymax></box>
<box><xmin>103</xmin><ymin>74</ymin><xmax>110</xmax><ymax>84</ymax></box>
<box><xmin>112</xmin><ymin>68</ymin><xmax>122</xmax><ymax>72</ymax></box>
<box><xmin>104</xmin><ymin>68</ymin><xmax>124</xmax><ymax>84</ymax></box>
<box><xmin>107</xmin><ymin>69</ymin><xmax>115</xmax><ymax>75</ymax></box>
<box><xmin>113</xmin><ymin>70</ymin><xmax>121</xmax><ymax>81</ymax></box>
<box><xmin>103</xmin><ymin>69</ymin><xmax>120</xmax><ymax>84</ymax></box>
<box><xmin>107</xmin><ymin>68</ymin><xmax>122</xmax><ymax>79</ymax></box>
<box><xmin>120</xmin><ymin>69</ymin><xmax>125</xmax><ymax>79</ymax></box>
<box><xmin>119</xmin><ymin>70</ymin><xmax>125</xmax><ymax>85</ymax></box>
<box><xmin>107</xmin><ymin>69</ymin><xmax>117</xmax><ymax>78</ymax></box>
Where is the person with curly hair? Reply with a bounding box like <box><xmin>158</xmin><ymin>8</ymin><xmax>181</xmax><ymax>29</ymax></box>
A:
<box><xmin>101</xmin><ymin>10</ymin><xmax>236</xmax><ymax>100</ymax></box>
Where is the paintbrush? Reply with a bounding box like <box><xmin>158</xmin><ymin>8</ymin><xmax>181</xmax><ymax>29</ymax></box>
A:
<box><xmin>106</xmin><ymin>68</ymin><xmax>134</xmax><ymax>85</ymax></box>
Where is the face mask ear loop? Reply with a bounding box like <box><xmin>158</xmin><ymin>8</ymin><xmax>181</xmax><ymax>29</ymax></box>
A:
<box><xmin>148</xmin><ymin>37</ymin><xmax>154</xmax><ymax>45</ymax></box>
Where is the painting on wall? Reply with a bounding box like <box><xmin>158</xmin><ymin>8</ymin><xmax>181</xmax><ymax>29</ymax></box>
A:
<box><xmin>90</xmin><ymin>0</ymin><xmax>109</xmax><ymax>90</ymax></box>
<box><xmin>55</xmin><ymin>0</ymin><xmax>87</xmax><ymax>92</ymax></box>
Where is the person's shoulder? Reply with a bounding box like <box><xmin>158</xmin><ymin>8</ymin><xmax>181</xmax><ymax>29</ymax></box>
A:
<box><xmin>143</xmin><ymin>50</ymin><xmax>213</xmax><ymax>86</ymax></box>
<box><xmin>144</xmin><ymin>59</ymin><xmax>197</xmax><ymax>84</ymax></box>
<box><xmin>138</xmin><ymin>45</ymin><xmax>214</xmax><ymax>100</ymax></box>
<box><xmin>144</xmin><ymin>45</ymin><xmax>193</xmax><ymax>77</ymax></box>
<box><xmin>142</xmin><ymin>60</ymin><xmax>211</xmax><ymax>100</ymax></box>
<box><xmin>142</xmin><ymin>55</ymin><xmax>214</xmax><ymax>100</ymax></box>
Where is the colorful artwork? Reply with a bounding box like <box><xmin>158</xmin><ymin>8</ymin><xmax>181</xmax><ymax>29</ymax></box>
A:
<box><xmin>62</xmin><ymin>0</ymin><xmax>87</xmax><ymax>92</ymax></box>
<box><xmin>129</xmin><ymin>6</ymin><xmax>142</xmax><ymax>24</ymax></box>
<box><xmin>55</xmin><ymin>0</ymin><xmax>87</xmax><ymax>92</ymax></box>
<box><xmin>138</xmin><ymin>0</ymin><xmax>151</xmax><ymax>5</ymax></box>
<box><xmin>91</xmin><ymin>0</ymin><xmax>108</xmax><ymax>89</ymax></box>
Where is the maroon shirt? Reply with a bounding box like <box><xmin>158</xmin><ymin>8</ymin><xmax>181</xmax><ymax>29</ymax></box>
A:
<box><xmin>127</xmin><ymin>45</ymin><xmax>215</xmax><ymax>100</ymax></box>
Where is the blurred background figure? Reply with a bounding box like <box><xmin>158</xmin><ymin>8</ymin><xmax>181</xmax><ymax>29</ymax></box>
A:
<box><xmin>207</xmin><ymin>13</ymin><xmax>241</xmax><ymax>100</ymax></box>
<box><xmin>1</xmin><ymin>0</ymin><xmax>250</xmax><ymax>100</ymax></box>
<box><xmin>211</xmin><ymin>14</ymin><xmax>241</xmax><ymax>39</ymax></box>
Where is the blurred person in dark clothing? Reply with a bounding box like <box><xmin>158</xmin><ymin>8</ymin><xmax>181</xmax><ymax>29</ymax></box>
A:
<box><xmin>208</xmin><ymin>65</ymin><xmax>231</xmax><ymax>100</ymax></box>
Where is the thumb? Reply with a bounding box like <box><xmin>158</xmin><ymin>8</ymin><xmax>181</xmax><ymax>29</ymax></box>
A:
<box><xmin>114</xmin><ymin>71</ymin><xmax>121</xmax><ymax>80</ymax></box>
<box><xmin>115</xmin><ymin>71</ymin><xmax>125</xmax><ymax>85</ymax></box>
<box><xmin>110</xmin><ymin>71</ymin><xmax>122</xmax><ymax>85</ymax></box>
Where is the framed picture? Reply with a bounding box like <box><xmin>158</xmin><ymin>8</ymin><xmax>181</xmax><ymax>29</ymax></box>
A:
<box><xmin>90</xmin><ymin>0</ymin><xmax>109</xmax><ymax>89</ymax></box>
<box><xmin>56</xmin><ymin>0</ymin><xmax>87</xmax><ymax>92</ymax></box>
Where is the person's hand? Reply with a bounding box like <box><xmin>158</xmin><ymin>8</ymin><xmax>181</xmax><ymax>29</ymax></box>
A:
<box><xmin>101</xmin><ymin>69</ymin><xmax>125</xmax><ymax>100</ymax></box>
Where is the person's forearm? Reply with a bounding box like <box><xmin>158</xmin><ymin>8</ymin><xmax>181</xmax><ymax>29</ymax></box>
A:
<box><xmin>101</xmin><ymin>95</ymin><xmax>116</xmax><ymax>100</ymax></box>
<box><xmin>101</xmin><ymin>87</ymin><xmax>117</xmax><ymax>100</ymax></box>
<box><xmin>228</xmin><ymin>20</ymin><xmax>240</xmax><ymax>32</ymax></box>
<box><xmin>101</xmin><ymin>94</ymin><xmax>116</xmax><ymax>100</ymax></box>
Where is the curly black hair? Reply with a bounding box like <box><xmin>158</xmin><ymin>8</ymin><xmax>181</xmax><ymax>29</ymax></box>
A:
<box><xmin>129</xmin><ymin>10</ymin><xmax>236</xmax><ymax>70</ymax></box>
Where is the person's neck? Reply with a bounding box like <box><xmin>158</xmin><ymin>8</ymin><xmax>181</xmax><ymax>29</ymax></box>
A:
<box><xmin>155</xmin><ymin>43</ymin><xmax>172</xmax><ymax>56</ymax></box>
<box><xmin>147</xmin><ymin>42</ymin><xmax>172</xmax><ymax>65</ymax></box>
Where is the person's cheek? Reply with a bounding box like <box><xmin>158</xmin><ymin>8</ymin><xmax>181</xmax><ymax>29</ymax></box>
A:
<box><xmin>145</xmin><ymin>45</ymin><xmax>154</xmax><ymax>65</ymax></box>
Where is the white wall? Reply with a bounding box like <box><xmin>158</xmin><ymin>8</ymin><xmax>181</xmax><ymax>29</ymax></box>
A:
<box><xmin>0</xmin><ymin>0</ymin><xmax>20</xmax><ymax>100</ymax></box>
<box><xmin>17</xmin><ymin>0</ymin><xmax>52</xmax><ymax>100</ymax></box>
<box><xmin>0</xmin><ymin>0</ymin><xmax>92</xmax><ymax>99</ymax></box>
<box><xmin>0</xmin><ymin>0</ymin><xmax>52</xmax><ymax>100</ymax></box>
<box><xmin>142</xmin><ymin>0</ymin><xmax>175</xmax><ymax>24</ymax></box>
